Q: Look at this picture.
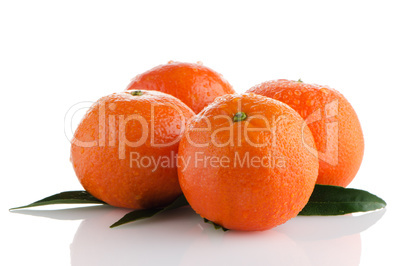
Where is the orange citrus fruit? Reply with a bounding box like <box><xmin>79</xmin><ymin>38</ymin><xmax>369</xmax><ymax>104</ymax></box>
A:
<box><xmin>178</xmin><ymin>93</ymin><xmax>319</xmax><ymax>231</ymax></box>
<box><xmin>70</xmin><ymin>90</ymin><xmax>195</xmax><ymax>209</ymax></box>
<box><xmin>126</xmin><ymin>61</ymin><xmax>235</xmax><ymax>113</ymax></box>
<box><xmin>247</xmin><ymin>79</ymin><xmax>364</xmax><ymax>187</ymax></box>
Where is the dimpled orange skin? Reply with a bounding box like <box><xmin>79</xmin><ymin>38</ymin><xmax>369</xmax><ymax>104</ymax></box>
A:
<box><xmin>126</xmin><ymin>61</ymin><xmax>235</xmax><ymax>114</ymax></box>
<box><xmin>71</xmin><ymin>90</ymin><xmax>195</xmax><ymax>209</ymax></box>
<box><xmin>178</xmin><ymin>93</ymin><xmax>319</xmax><ymax>231</ymax></box>
<box><xmin>247</xmin><ymin>80</ymin><xmax>364</xmax><ymax>187</ymax></box>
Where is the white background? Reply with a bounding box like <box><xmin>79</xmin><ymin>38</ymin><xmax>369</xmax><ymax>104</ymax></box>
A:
<box><xmin>1</xmin><ymin>1</ymin><xmax>401</xmax><ymax>265</ymax></box>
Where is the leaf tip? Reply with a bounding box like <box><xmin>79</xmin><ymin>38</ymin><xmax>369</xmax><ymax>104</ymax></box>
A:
<box><xmin>9</xmin><ymin>206</ymin><xmax>25</xmax><ymax>211</ymax></box>
<box><xmin>203</xmin><ymin>218</ymin><xmax>229</xmax><ymax>232</ymax></box>
<box><xmin>109</xmin><ymin>223</ymin><xmax>119</xmax><ymax>229</ymax></box>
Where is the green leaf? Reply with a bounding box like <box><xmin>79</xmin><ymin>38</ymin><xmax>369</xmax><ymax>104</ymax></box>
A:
<box><xmin>9</xmin><ymin>184</ymin><xmax>387</xmax><ymax>231</ymax></box>
<box><xmin>203</xmin><ymin>218</ymin><xmax>228</xmax><ymax>231</ymax></box>
<box><xmin>10</xmin><ymin>191</ymin><xmax>105</xmax><ymax>210</ymax></box>
<box><xmin>299</xmin><ymin>184</ymin><xmax>387</xmax><ymax>216</ymax></box>
<box><xmin>110</xmin><ymin>194</ymin><xmax>189</xmax><ymax>228</ymax></box>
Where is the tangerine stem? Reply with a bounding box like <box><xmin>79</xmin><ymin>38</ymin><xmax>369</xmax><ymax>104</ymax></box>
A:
<box><xmin>233</xmin><ymin>112</ymin><xmax>247</xmax><ymax>122</ymax></box>
<box><xmin>131</xmin><ymin>90</ymin><xmax>144</xmax><ymax>96</ymax></box>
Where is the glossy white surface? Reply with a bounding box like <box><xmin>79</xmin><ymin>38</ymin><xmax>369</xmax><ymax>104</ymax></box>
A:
<box><xmin>2</xmin><ymin>1</ymin><xmax>401</xmax><ymax>265</ymax></box>
<box><xmin>6</xmin><ymin>205</ymin><xmax>389</xmax><ymax>266</ymax></box>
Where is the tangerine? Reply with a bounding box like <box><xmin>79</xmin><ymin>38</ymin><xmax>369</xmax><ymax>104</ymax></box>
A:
<box><xmin>178</xmin><ymin>93</ymin><xmax>319</xmax><ymax>231</ymax></box>
<box><xmin>247</xmin><ymin>79</ymin><xmax>364</xmax><ymax>187</ymax></box>
<box><xmin>126</xmin><ymin>61</ymin><xmax>235</xmax><ymax>113</ymax></box>
<box><xmin>70</xmin><ymin>90</ymin><xmax>195</xmax><ymax>209</ymax></box>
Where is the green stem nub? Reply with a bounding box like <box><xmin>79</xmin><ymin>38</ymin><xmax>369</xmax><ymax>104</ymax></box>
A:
<box><xmin>297</xmin><ymin>78</ymin><xmax>303</xmax><ymax>83</ymax></box>
<box><xmin>233</xmin><ymin>112</ymin><xmax>247</xmax><ymax>122</ymax></box>
<box><xmin>131</xmin><ymin>90</ymin><xmax>144</xmax><ymax>96</ymax></box>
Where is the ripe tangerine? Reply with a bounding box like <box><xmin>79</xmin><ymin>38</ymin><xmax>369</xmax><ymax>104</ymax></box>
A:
<box><xmin>71</xmin><ymin>90</ymin><xmax>195</xmax><ymax>209</ymax></box>
<box><xmin>126</xmin><ymin>61</ymin><xmax>235</xmax><ymax>113</ymax></box>
<box><xmin>178</xmin><ymin>93</ymin><xmax>319</xmax><ymax>231</ymax></box>
<box><xmin>247</xmin><ymin>79</ymin><xmax>364</xmax><ymax>187</ymax></box>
